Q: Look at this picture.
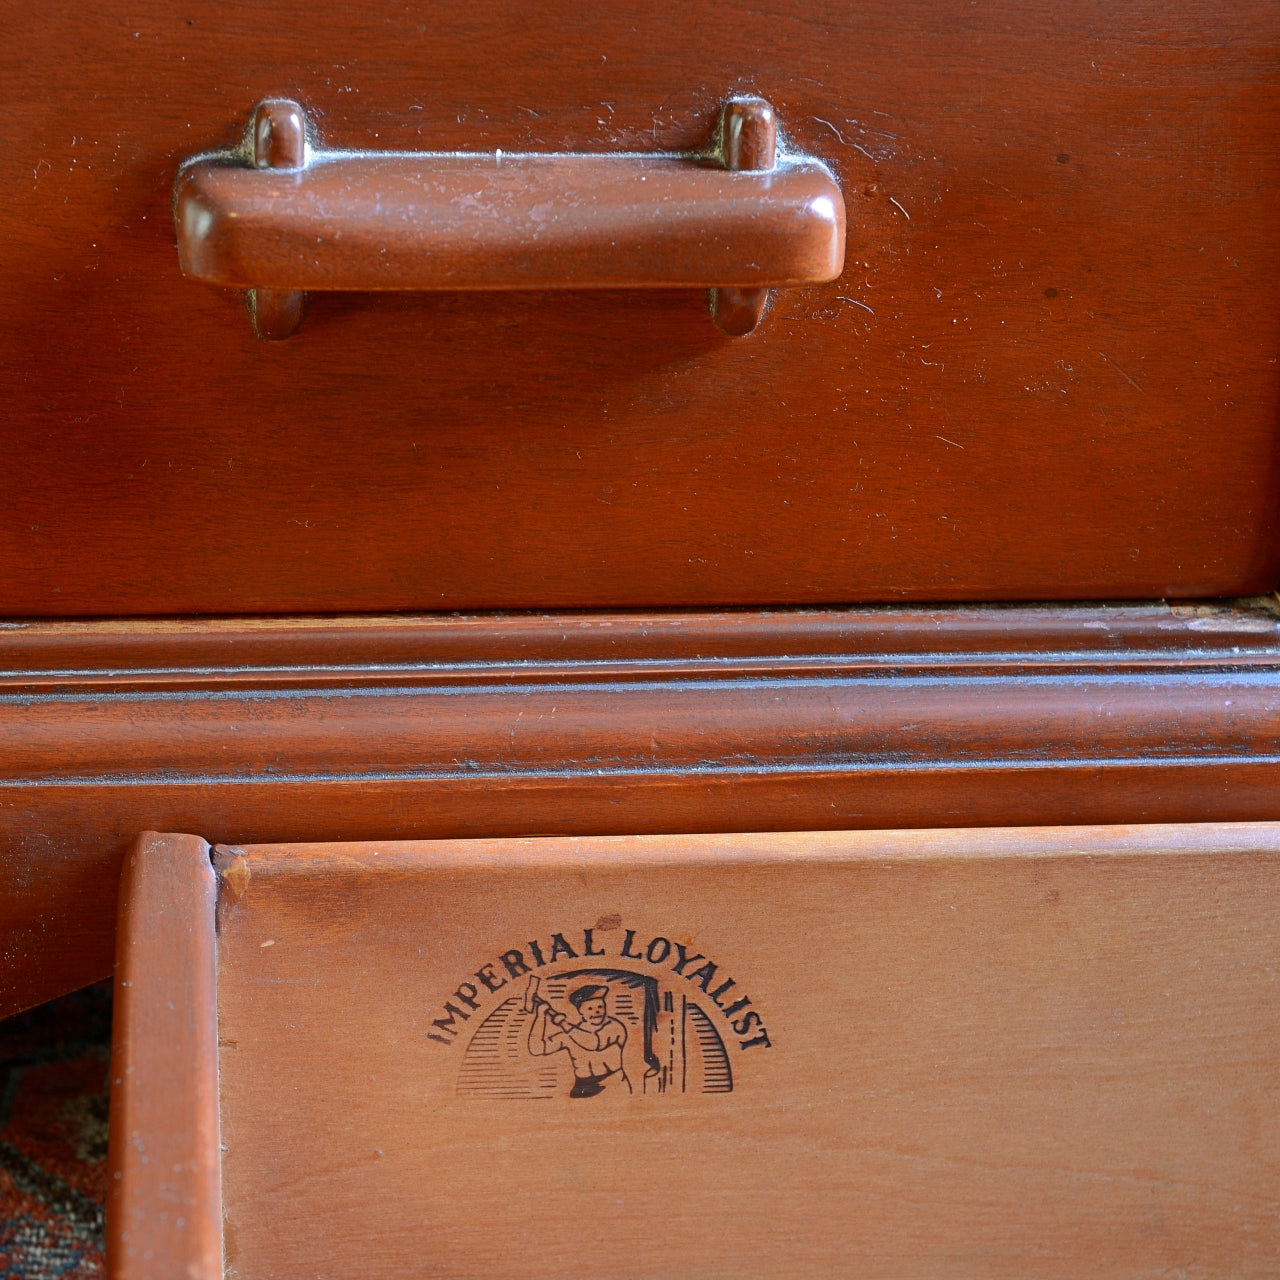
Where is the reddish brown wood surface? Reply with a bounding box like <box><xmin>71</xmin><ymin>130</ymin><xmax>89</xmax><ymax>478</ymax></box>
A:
<box><xmin>106</xmin><ymin>832</ymin><xmax>220</xmax><ymax>1280</ymax></box>
<box><xmin>4</xmin><ymin>2</ymin><xmax>1280</xmax><ymax>612</ymax></box>
<box><xmin>4</xmin><ymin>602</ymin><xmax>1280</xmax><ymax>1019</ymax></box>
<box><xmin>207</xmin><ymin>824</ymin><xmax>1280</xmax><ymax>1277</ymax></box>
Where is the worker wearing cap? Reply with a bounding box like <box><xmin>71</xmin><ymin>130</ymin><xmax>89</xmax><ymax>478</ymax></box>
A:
<box><xmin>527</xmin><ymin>983</ymin><xmax>632</xmax><ymax>1097</ymax></box>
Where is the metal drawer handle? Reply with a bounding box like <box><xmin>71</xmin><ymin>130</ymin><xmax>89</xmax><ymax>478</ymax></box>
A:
<box><xmin>174</xmin><ymin>97</ymin><xmax>845</xmax><ymax>340</ymax></box>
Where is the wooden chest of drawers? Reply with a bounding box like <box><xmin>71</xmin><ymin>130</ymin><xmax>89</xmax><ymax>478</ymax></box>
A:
<box><xmin>6</xmin><ymin>3</ymin><xmax>1280</xmax><ymax>1275</ymax></box>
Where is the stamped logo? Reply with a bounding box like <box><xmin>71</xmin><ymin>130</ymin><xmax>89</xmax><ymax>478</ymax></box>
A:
<box><xmin>425</xmin><ymin>923</ymin><xmax>771</xmax><ymax>1099</ymax></box>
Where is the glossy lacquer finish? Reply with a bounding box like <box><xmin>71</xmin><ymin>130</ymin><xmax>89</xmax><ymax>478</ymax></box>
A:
<box><xmin>175</xmin><ymin>97</ymin><xmax>843</xmax><ymax>302</ymax></box>
<box><xmin>5</xmin><ymin>1</ymin><xmax>1280</xmax><ymax>612</ymax></box>
<box><xmin>245</xmin><ymin>99</ymin><xmax>308</xmax><ymax>341</ymax></box>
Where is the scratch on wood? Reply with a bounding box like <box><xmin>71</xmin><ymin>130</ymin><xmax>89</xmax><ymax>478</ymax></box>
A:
<box><xmin>812</xmin><ymin>117</ymin><xmax>848</xmax><ymax>145</ymax></box>
<box><xmin>837</xmin><ymin>296</ymin><xmax>876</xmax><ymax>316</ymax></box>
<box><xmin>888</xmin><ymin>196</ymin><xmax>910</xmax><ymax>219</ymax></box>
<box><xmin>1099</xmin><ymin>351</ymin><xmax>1144</xmax><ymax>393</ymax></box>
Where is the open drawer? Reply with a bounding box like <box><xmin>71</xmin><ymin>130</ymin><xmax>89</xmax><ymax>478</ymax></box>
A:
<box><xmin>107</xmin><ymin>825</ymin><xmax>1280</xmax><ymax>1279</ymax></box>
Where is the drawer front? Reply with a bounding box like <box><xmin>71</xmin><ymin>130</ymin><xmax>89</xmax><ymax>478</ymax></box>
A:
<box><xmin>109</xmin><ymin>825</ymin><xmax>1280</xmax><ymax>1279</ymax></box>
<box><xmin>6</xmin><ymin>1</ymin><xmax>1280</xmax><ymax>614</ymax></box>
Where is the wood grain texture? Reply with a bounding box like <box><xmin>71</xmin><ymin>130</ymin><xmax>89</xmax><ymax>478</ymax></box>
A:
<box><xmin>4</xmin><ymin>1</ymin><xmax>1280</xmax><ymax>612</ymax></box>
<box><xmin>4</xmin><ymin>602</ymin><xmax>1280</xmax><ymax>1018</ymax></box>
<box><xmin>210</xmin><ymin>823</ymin><xmax>1280</xmax><ymax>1278</ymax></box>
<box><xmin>106</xmin><ymin>832</ymin><xmax>220</xmax><ymax>1280</ymax></box>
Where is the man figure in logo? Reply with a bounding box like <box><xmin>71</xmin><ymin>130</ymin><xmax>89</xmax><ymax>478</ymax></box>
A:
<box><xmin>525</xmin><ymin>980</ymin><xmax>631</xmax><ymax>1097</ymax></box>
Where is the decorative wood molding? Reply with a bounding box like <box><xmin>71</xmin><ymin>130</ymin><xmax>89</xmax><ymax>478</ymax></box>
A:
<box><xmin>4</xmin><ymin>601</ymin><xmax>1280</xmax><ymax>1016</ymax></box>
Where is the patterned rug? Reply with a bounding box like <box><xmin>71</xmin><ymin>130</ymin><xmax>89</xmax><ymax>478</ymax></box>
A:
<box><xmin>0</xmin><ymin>985</ymin><xmax>110</xmax><ymax>1278</ymax></box>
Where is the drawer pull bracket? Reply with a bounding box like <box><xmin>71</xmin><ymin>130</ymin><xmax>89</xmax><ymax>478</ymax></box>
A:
<box><xmin>245</xmin><ymin>100</ymin><xmax>308</xmax><ymax>341</ymax></box>
<box><xmin>174</xmin><ymin>96</ymin><xmax>846</xmax><ymax>340</ymax></box>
